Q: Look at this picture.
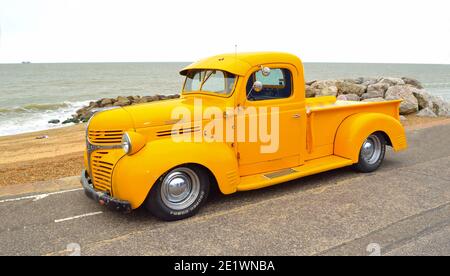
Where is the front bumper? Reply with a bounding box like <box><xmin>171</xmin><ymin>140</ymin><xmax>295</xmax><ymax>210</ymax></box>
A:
<box><xmin>80</xmin><ymin>170</ymin><xmax>132</xmax><ymax>213</ymax></box>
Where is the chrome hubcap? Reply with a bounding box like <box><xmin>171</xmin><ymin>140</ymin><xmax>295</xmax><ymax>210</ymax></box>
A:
<box><xmin>361</xmin><ymin>135</ymin><xmax>382</xmax><ymax>165</ymax></box>
<box><xmin>161</xmin><ymin>168</ymin><xmax>200</xmax><ymax>210</ymax></box>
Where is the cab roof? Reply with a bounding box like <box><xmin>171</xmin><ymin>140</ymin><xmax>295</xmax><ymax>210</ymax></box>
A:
<box><xmin>179</xmin><ymin>52</ymin><xmax>303</xmax><ymax>77</ymax></box>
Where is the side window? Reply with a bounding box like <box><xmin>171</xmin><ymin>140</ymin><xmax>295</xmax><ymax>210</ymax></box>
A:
<box><xmin>246</xmin><ymin>68</ymin><xmax>292</xmax><ymax>101</ymax></box>
<box><xmin>255</xmin><ymin>69</ymin><xmax>286</xmax><ymax>87</ymax></box>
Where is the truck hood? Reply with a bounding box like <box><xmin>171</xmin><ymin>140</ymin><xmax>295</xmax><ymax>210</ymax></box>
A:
<box><xmin>123</xmin><ymin>96</ymin><xmax>229</xmax><ymax>129</ymax></box>
<box><xmin>88</xmin><ymin>107</ymin><xmax>135</xmax><ymax>132</ymax></box>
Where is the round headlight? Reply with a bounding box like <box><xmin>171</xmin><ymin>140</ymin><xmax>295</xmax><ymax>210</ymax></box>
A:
<box><xmin>122</xmin><ymin>133</ymin><xmax>131</xmax><ymax>154</ymax></box>
<box><xmin>121</xmin><ymin>131</ymin><xmax>146</xmax><ymax>155</ymax></box>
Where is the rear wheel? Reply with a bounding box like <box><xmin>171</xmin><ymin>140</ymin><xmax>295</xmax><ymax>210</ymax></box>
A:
<box><xmin>353</xmin><ymin>133</ymin><xmax>386</xmax><ymax>173</ymax></box>
<box><xmin>145</xmin><ymin>165</ymin><xmax>210</xmax><ymax>221</ymax></box>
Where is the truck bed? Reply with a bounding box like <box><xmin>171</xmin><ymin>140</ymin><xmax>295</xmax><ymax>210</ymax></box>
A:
<box><xmin>304</xmin><ymin>96</ymin><xmax>402</xmax><ymax>161</ymax></box>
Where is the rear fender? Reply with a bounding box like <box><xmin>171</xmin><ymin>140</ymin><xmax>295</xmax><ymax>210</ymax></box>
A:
<box><xmin>334</xmin><ymin>113</ymin><xmax>407</xmax><ymax>163</ymax></box>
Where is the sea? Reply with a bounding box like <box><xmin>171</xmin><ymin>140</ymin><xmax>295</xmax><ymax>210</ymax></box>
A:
<box><xmin>1</xmin><ymin>62</ymin><xmax>450</xmax><ymax>136</ymax></box>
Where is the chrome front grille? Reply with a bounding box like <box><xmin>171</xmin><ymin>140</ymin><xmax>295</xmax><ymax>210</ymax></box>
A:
<box><xmin>91</xmin><ymin>151</ymin><xmax>114</xmax><ymax>193</ymax></box>
<box><xmin>88</xmin><ymin>130</ymin><xmax>124</xmax><ymax>144</ymax></box>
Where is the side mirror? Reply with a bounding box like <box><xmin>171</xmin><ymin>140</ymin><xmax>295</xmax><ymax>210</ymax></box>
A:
<box><xmin>261</xmin><ymin>67</ymin><xmax>271</xmax><ymax>77</ymax></box>
<box><xmin>252</xmin><ymin>81</ymin><xmax>263</xmax><ymax>93</ymax></box>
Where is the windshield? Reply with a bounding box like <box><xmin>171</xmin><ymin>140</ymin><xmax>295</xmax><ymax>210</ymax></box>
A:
<box><xmin>183</xmin><ymin>70</ymin><xmax>237</xmax><ymax>95</ymax></box>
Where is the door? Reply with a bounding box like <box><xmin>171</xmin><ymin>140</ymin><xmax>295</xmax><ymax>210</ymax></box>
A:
<box><xmin>236</xmin><ymin>66</ymin><xmax>304</xmax><ymax>176</ymax></box>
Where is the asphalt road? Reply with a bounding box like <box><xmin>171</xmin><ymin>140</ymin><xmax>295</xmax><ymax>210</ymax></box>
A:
<box><xmin>1</xmin><ymin>123</ymin><xmax>450</xmax><ymax>256</ymax></box>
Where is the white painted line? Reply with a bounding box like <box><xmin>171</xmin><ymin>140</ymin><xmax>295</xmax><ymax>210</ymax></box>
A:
<box><xmin>0</xmin><ymin>188</ymin><xmax>83</xmax><ymax>204</ymax></box>
<box><xmin>54</xmin><ymin>211</ymin><xmax>103</xmax><ymax>223</ymax></box>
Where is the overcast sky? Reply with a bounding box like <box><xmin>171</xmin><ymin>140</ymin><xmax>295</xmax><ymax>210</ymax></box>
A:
<box><xmin>1</xmin><ymin>0</ymin><xmax>449</xmax><ymax>64</ymax></box>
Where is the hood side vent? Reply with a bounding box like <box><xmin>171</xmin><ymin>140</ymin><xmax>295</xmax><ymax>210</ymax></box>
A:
<box><xmin>157</xmin><ymin>126</ymin><xmax>201</xmax><ymax>137</ymax></box>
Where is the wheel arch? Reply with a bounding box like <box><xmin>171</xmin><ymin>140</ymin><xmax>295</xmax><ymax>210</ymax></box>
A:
<box><xmin>156</xmin><ymin>162</ymin><xmax>221</xmax><ymax>196</ymax></box>
<box><xmin>334</xmin><ymin>112</ymin><xmax>407</xmax><ymax>163</ymax></box>
<box><xmin>112</xmin><ymin>139</ymin><xmax>239</xmax><ymax>209</ymax></box>
<box><xmin>377</xmin><ymin>131</ymin><xmax>393</xmax><ymax>147</ymax></box>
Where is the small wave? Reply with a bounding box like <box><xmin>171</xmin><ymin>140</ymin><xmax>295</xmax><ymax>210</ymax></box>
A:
<box><xmin>0</xmin><ymin>100</ymin><xmax>92</xmax><ymax>136</ymax></box>
<box><xmin>0</xmin><ymin>101</ymin><xmax>88</xmax><ymax>114</ymax></box>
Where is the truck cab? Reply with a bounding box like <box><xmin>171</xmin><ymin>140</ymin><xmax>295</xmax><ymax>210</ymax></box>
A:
<box><xmin>81</xmin><ymin>52</ymin><xmax>407</xmax><ymax>221</ymax></box>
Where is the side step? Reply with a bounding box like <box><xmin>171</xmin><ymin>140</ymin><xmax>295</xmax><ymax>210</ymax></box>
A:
<box><xmin>264</xmin><ymin>168</ymin><xmax>297</xmax><ymax>179</ymax></box>
<box><xmin>237</xmin><ymin>155</ymin><xmax>353</xmax><ymax>192</ymax></box>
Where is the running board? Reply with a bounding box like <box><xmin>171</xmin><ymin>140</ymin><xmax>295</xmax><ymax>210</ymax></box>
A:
<box><xmin>264</xmin><ymin>168</ymin><xmax>297</xmax><ymax>179</ymax></box>
<box><xmin>237</xmin><ymin>155</ymin><xmax>353</xmax><ymax>192</ymax></box>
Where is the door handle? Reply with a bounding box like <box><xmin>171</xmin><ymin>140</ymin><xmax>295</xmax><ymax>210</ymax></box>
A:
<box><xmin>292</xmin><ymin>114</ymin><xmax>301</xmax><ymax>119</ymax></box>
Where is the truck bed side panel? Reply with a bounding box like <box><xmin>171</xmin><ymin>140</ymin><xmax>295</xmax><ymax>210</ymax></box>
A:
<box><xmin>305</xmin><ymin>100</ymin><xmax>401</xmax><ymax>161</ymax></box>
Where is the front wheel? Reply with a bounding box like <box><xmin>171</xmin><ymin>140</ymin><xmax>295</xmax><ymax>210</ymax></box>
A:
<box><xmin>145</xmin><ymin>165</ymin><xmax>210</xmax><ymax>221</ymax></box>
<box><xmin>353</xmin><ymin>133</ymin><xmax>386</xmax><ymax>173</ymax></box>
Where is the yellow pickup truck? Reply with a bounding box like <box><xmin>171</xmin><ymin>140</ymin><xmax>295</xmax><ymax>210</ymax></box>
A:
<box><xmin>81</xmin><ymin>52</ymin><xmax>407</xmax><ymax>221</ymax></box>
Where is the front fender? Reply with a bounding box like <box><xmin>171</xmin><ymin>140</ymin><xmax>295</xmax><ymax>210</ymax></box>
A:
<box><xmin>334</xmin><ymin>113</ymin><xmax>407</xmax><ymax>163</ymax></box>
<box><xmin>112</xmin><ymin>139</ymin><xmax>239</xmax><ymax>209</ymax></box>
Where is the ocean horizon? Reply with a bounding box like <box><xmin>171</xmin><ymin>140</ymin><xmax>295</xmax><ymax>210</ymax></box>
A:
<box><xmin>1</xmin><ymin>62</ymin><xmax>450</xmax><ymax>136</ymax></box>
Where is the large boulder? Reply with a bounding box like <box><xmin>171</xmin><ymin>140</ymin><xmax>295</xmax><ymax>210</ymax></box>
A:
<box><xmin>310</xmin><ymin>80</ymin><xmax>339</xmax><ymax>97</ymax></box>
<box><xmin>346</xmin><ymin>94</ymin><xmax>361</xmax><ymax>101</ymax></box>
<box><xmin>305</xmin><ymin>86</ymin><xmax>315</xmax><ymax>98</ymax></box>
<box><xmin>411</xmin><ymin>89</ymin><xmax>435</xmax><ymax>110</ymax></box>
<box><xmin>416</xmin><ymin>107</ymin><xmax>437</xmax><ymax>118</ymax></box>
<box><xmin>131</xmin><ymin>96</ymin><xmax>141</xmax><ymax>102</ymax></box>
<box><xmin>385</xmin><ymin>85</ymin><xmax>419</xmax><ymax>115</ymax></box>
<box><xmin>336</xmin><ymin>81</ymin><xmax>366</xmax><ymax>96</ymax></box>
<box><xmin>378</xmin><ymin>77</ymin><xmax>405</xmax><ymax>87</ymax></box>
<box><xmin>352</xmin><ymin>78</ymin><xmax>364</xmax><ymax>84</ymax></box>
<box><xmin>135</xmin><ymin>98</ymin><xmax>149</xmax><ymax>104</ymax></box>
<box><xmin>432</xmin><ymin>97</ymin><xmax>450</xmax><ymax>117</ymax></box>
<box><xmin>315</xmin><ymin>86</ymin><xmax>338</xmax><ymax>97</ymax></box>
<box><xmin>337</xmin><ymin>93</ymin><xmax>360</xmax><ymax>101</ymax></box>
<box><xmin>411</xmin><ymin>89</ymin><xmax>450</xmax><ymax>116</ymax></box>
<box><xmin>76</xmin><ymin>107</ymin><xmax>96</xmax><ymax>121</ymax></box>
<box><xmin>402</xmin><ymin>77</ymin><xmax>424</xmax><ymax>89</ymax></box>
<box><xmin>153</xmin><ymin>94</ymin><xmax>166</xmax><ymax>101</ymax></box>
<box><xmin>100</xmin><ymin>98</ymin><xmax>114</xmax><ymax>107</ymax></box>
<box><xmin>361</xmin><ymin>91</ymin><xmax>383</xmax><ymax>100</ymax></box>
<box><xmin>114</xmin><ymin>96</ymin><xmax>131</xmax><ymax>107</ymax></box>
<box><xmin>362</xmin><ymin>83</ymin><xmax>389</xmax><ymax>100</ymax></box>
<box><xmin>361</xmin><ymin>77</ymin><xmax>379</xmax><ymax>86</ymax></box>
<box><xmin>134</xmin><ymin>96</ymin><xmax>152</xmax><ymax>103</ymax></box>
<box><xmin>341</xmin><ymin>78</ymin><xmax>361</xmax><ymax>84</ymax></box>
<box><xmin>88</xmin><ymin>101</ymin><xmax>99</xmax><ymax>108</ymax></box>
<box><xmin>367</xmin><ymin>83</ymin><xmax>390</xmax><ymax>96</ymax></box>
<box><xmin>362</xmin><ymin>97</ymin><xmax>386</xmax><ymax>103</ymax></box>
<box><xmin>347</xmin><ymin>77</ymin><xmax>378</xmax><ymax>87</ymax></box>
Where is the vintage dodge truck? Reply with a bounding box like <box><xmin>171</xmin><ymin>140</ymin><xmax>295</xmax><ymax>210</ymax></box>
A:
<box><xmin>81</xmin><ymin>52</ymin><xmax>407</xmax><ymax>221</ymax></box>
